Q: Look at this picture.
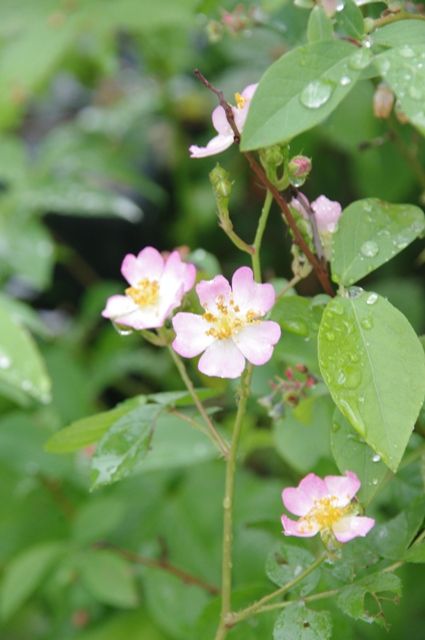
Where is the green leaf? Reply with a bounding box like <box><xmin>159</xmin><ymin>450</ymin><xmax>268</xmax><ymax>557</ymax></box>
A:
<box><xmin>373</xmin><ymin>20</ymin><xmax>425</xmax><ymax>48</ymax></box>
<box><xmin>318</xmin><ymin>292</ymin><xmax>425</xmax><ymax>471</ymax></box>
<box><xmin>0</xmin><ymin>304</ymin><xmax>51</xmax><ymax>405</ymax></box>
<box><xmin>307</xmin><ymin>7</ymin><xmax>334</xmax><ymax>43</ymax></box>
<box><xmin>331</xmin><ymin>410</ymin><xmax>389</xmax><ymax>504</ymax></box>
<box><xmin>148</xmin><ymin>388</ymin><xmax>218</xmax><ymax>406</ymax></box>
<box><xmin>273</xmin><ymin>605</ymin><xmax>332</xmax><ymax>640</ymax></box>
<box><xmin>44</xmin><ymin>396</ymin><xmax>147</xmax><ymax>453</ymax></box>
<box><xmin>368</xmin><ymin>496</ymin><xmax>425</xmax><ymax>559</ymax></box>
<box><xmin>0</xmin><ymin>293</ymin><xmax>50</xmax><ymax>338</ymax></box>
<box><xmin>375</xmin><ymin>44</ymin><xmax>425</xmax><ymax>136</ymax></box>
<box><xmin>274</xmin><ymin>393</ymin><xmax>333</xmax><ymax>473</ymax></box>
<box><xmin>72</xmin><ymin>497</ymin><xmax>126</xmax><ymax>544</ymax></box>
<box><xmin>405</xmin><ymin>542</ymin><xmax>425</xmax><ymax>563</ymax></box>
<box><xmin>266</xmin><ymin>543</ymin><xmax>321</xmax><ymax>596</ymax></box>
<box><xmin>331</xmin><ymin>198</ymin><xmax>425</xmax><ymax>286</ymax></box>
<box><xmin>78</xmin><ymin>549</ymin><xmax>138</xmax><ymax>608</ymax></box>
<box><xmin>337</xmin><ymin>573</ymin><xmax>401</xmax><ymax>625</ymax></box>
<box><xmin>76</xmin><ymin>609</ymin><xmax>168</xmax><ymax>640</ymax></box>
<box><xmin>271</xmin><ymin>295</ymin><xmax>329</xmax><ymax>338</ymax></box>
<box><xmin>91</xmin><ymin>404</ymin><xmax>163</xmax><ymax>489</ymax></box>
<box><xmin>241</xmin><ymin>41</ymin><xmax>365</xmax><ymax>150</ymax></box>
<box><xmin>0</xmin><ymin>541</ymin><xmax>65</xmax><ymax>620</ymax></box>
<box><xmin>335</xmin><ymin>0</ymin><xmax>365</xmax><ymax>39</ymax></box>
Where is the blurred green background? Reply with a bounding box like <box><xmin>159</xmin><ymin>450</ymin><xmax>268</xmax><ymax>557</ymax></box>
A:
<box><xmin>0</xmin><ymin>1</ymin><xmax>424</xmax><ymax>638</ymax></box>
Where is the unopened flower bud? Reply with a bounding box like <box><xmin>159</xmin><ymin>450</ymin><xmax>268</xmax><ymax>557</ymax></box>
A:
<box><xmin>373</xmin><ymin>83</ymin><xmax>394</xmax><ymax>119</ymax></box>
<box><xmin>363</xmin><ymin>17</ymin><xmax>375</xmax><ymax>33</ymax></box>
<box><xmin>260</xmin><ymin>144</ymin><xmax>285</xmax><ymax>169</ymax></box>
<box><xmin>288</xmin><ymin>155</ymin><xmax>312</xmax><ymax>187</ymax></box>
<box><xmin>209</xmin><ymin>164</ymin><xmax>233</xmax><ymax>200</ymax></box>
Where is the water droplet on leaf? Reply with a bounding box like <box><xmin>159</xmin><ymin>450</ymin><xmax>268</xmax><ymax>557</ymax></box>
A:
<box><xmin>349</xmin><ymin>48</ymin><xmax>372</xmax><ymax>70</ymax></box>
<box><xmin>399</xmin><ymin>45</ymin><xmax>415</xmax><ymax>58</ymax></box>
<box><xmin>0</xmin><ymin>354</ymin><xmax>11</xmax><ymax>369</ymax></box>
<box><xmin>300</xmin><ymin>80</ymin><xmax>333</xmax><ymax>109</ymax></box>
<box><xmin>366</xmin><ymin>292</ymin><xmax>378</xmax><ymax>305</ymax></box>
<box><xmin>340</xmin><ymin>75</ymin><xmax>351</xmax><ymax>86</ymax></box>
<box><xmin>361</xmin><ymin>317</ymin><xmax>373</xmax><ymax>330</ymax></box>
<box><xmin>372</xmin><ymin>454</ymin><xmax>381</xmax><ymax>462</ymax></box>
<box><xmin>360</xmin><ymin>240</ymin><xmax>379</xmax><ymax>258</ymax></box>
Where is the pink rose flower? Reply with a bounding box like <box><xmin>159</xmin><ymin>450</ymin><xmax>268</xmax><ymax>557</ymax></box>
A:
<box><xmin>189</xmin><ymin>84</ymin><xmax>258</xmax><ymax>158</ymax></box>
<box><xmin>290</xmin><ymin>194</ymin><xmax>342</xmax><ymax>233</ymax></box>
<box><xmin>102</xmin><ymin>247</ymin><xmax>196</xmax><ymax>330</ymax></box>
<box><xmin>281</xmin><ymin>471</ymin><xmax>375</xmax><ymax>543</ymax></box>
<box><xmin>172</xmin><ymin>266</ymin><xmax>281</xmax><ymax>378</ymax></box>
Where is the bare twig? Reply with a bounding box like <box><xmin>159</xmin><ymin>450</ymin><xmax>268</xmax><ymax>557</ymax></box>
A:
<box><xmin>94</xmin><ymin>542</ymin><xmax>219</xmax><ymax>595</ymax></box>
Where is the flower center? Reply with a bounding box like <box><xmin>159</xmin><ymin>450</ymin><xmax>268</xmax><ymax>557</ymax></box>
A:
<box><xmin>203</xmin><ymin>296</ymin><xmax>257</xmax><ymax>340</ymax></box>
<box><xmin>234</xmin><ymin>92</ymin><xmax>246</xmax><ymax>109</ymax></box>
<box><xmin>306</xmin><ymin>496</ymin><xmax>349</xmax><ymax>530</ymax></box>
<box><xmin>125</xmin><ymin>278</ymin><xmax>160</xmax><ymax>307</ymax></box>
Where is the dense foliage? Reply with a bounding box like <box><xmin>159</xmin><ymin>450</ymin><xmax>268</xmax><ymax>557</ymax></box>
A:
<box><xmin>0</xmin><ymin>1</ymin><xmax>424</xmax><ymax>639</ymax></box>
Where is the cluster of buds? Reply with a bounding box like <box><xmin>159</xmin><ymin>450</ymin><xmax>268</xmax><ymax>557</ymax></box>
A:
<box><xmin>207</xmin><ymin>5</ymin><xmax>266</xmax><ymax>42</ymax></box>
<box><xmin>259</xmin><ymin>364</ymin><xmax>316</xmax><ymax>418</ymax></box>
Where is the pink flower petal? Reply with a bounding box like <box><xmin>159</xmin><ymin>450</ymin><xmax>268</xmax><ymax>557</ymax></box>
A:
<box><xmin>212</xmin><ymin>105</ymin><xmax>233</xmax><ymax>135</ymax></box>
<box><xmin>233</xmin><ymin>321</ymin><xmax>281</xmax><ymax>366</ymax></box>
<box><xmin>282</xmin><ymin>487</ymin><xmax>316</xmax><ymax>517</ymax></box>
<box><xmin>332</xmin><ymin>516</ymin><xmax>375</xmax><ymax>543</ymax></box>
<box><xmin>189</xmin><ymin>134</ymin><xmax>234</xmax><ymax>158</ymax></box>
<box><xmin>196</xmin><ymin>275</ymin><xmax>232</xmax><ymax>312</ymax></box>
<box><xmin>311</xmin><ymin>195</ymin><xmax>342</xmax><ymax>233</ymax></box>
<box><xmin>298</xmin><ymin>473</ymin><xmax>328</xmax><ymax>502</ymax></box>
<box><xmin>281</xmin><ymin>515</ymin><xmax>319</xmax><ymax>538</ymax></box>
<box><xmin>121</xmin><ymin>247</ymin><xmax>164</xmax><ymax>285</ymax></box>
<box><xmin>172</xmin><ymin>312</ymin><xmax>215</xmax><ymax>358</ymax></box>
<box><xmin>241</xmin><ymin>83</ymin><xmax>258</xmax><ymax>101</ymax></box>
<box><xmin>234</xmin><ymin>83</ymin><xmax>258</xmax><ymax>130</ymax></box>
<box><xmin>324</xmin><ymin>471</ymin><xmax>360</xmax><ymax>507</ymax></box>
<box><xmin>198</xmin><ymin>339</ymin><xmax>246</xmax><ymax>378</ymax></box>
<box><xmin>102</xmin><ymin>294</ymin><xmax>137</xmax><ymax>320</ymax></box>
<box><xmin>231</xmin><ymin>267</ymin><xmax>275</xmax><ymax>315</ymax></box>
<box><xmin>161</xmin><ymin>251</ymin><xmax>196</xmax><ymax>295</ymax></box>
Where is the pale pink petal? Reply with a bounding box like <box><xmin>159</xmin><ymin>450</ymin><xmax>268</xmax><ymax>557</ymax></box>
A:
<box><xmin>241</xmin><ymin>83</ymin><xmax>258</xmax><ymax>101</ymax></box>
<box><xmin>196</xmin><ymin>275</ymin><xmax>232</xmax><ymax>312</ymax></box>
<box><xmin>121</xmin><ymin>247</ymin><xmax>164</xmax><ymax>285</ymax></box>
<box><xmin>332</xmin><ymin>516</ymin><xmax>375</xmax><ymax>543</ymax></box>
<box><xmin>282</xmin><ymin>487</ymin><xmax>316</xmax><ymax>517</ymax></box>
<box><xmin>281</xmin><ymin>515</ymin><xmax>319</xmax><ymax>538</ymax></box>
<box><xmin>189</xmin><ymin>134</ymin><xmax>234</xmax><ymax>158</ymax></box>
<box><xmin>231</xmin><ymin>267</ymin><xmax>276</xmax><ymax>315</ymax></box>
<box><xmin>290</xmin><ymin>197</ymin><xmax>309</xmax><ymax>219</ymax></box>
<box><xmin>172</xmin><ymin>312</ymin><xmax>215</xmax><ymax>358</ymax></box>
<box><xmin>198</xmin><ymin>339</ymin><xmax>246</xmax><ymax>378</ymax></box>
<box><xmin>324</xmin><ymin>471</ymin><xmax>360</xmax><ymax>508</ymax></box>
<box><xmin>104</xmin><ymin>299</ymin><xmax>166</xmax><ymax>330</ymax></box>
<box><xmin>161</xmin><ymin>251</ymin><xmax>196</xmax><ymax>296</ymax></box>
<box><xmin>212</xmin><ymin>105</ymin><xmax>233</xmax><ymax>135</ymax></box>
<box><xmin>298</xmin><ymin>473</ymin><xmax>328</xmax><ymax>502</ymax></box>
<box><xmin>311</xmin><ymin>195</ymin><xmax>342</xmax><ymax>233</ymax></box>
<box><xmin>233</xmin><ymin>321</ymin><xmax>281</xmax><ymax>366</ymax></box>
<box><xmin>102</xmin><ymin>295</ymin><xmax>137</xmax><ymax>319</ymax></box>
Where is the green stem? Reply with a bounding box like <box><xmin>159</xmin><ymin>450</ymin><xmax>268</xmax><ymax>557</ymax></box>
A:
<box><xmin>215</xmin><ymin>366</ymin><xmax>253</xmax><ymax>640</ymax></box>
<box><xmin>226</xmin><ymin>553</ymin><xmax>326</xmax><ymax>626</ymax></box>
<box><xmin>166</xmin><ymin>344</ymin><xmax>230</xmax><ymax>459</ymax></box>
<box><xmin>252</xmin><ymin>190</ymin><xmax>273</xmax><ymax>282</ymax></box>
<box><xmin>372</xmin><ymin>12</ymin><xmax>425</xmax><ymax>30</ymax></box>
<box><xmin>277</xmin><ymin>274</ymin><xmax>303</xmax><ymax>300</ymax></box>
<box><xmin>255</xmin><ymin>588</ymin><xmax>339</xmax><ymax>615</ymax></box>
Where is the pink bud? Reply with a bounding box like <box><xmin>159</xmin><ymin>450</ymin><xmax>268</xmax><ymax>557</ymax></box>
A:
<box><xmin>288</xmin><ymin>155</ymin><xmax>312</xmax><ymax>186</ymax></box>
<box><xmin>373</xmin><ymin>83</ymin><xmax>394</xmax><ymax>119</ymax></box>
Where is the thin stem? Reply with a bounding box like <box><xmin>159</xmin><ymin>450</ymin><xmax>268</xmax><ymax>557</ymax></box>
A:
<box><xmin>219</xmin><ymin>218</ymin><xmax>255</xmax><ymax>255</ymax></box>
<box><xmin>277</xmin><ymin>274</ymin><xmax>303</xmax><ymax>300</ymax></box>
<box><xmin>227</xmin><ymin>552</ymin><xmax>326</xmax><ymax>626</ymax></box>
<box><xmin>94</xmin><ymin>542</ymin><xmax>219</xmax><ymax>595</ymax></box>
<box><xmin>252</xmin><ymin>190</ymin><xmax>273</xmax><ymax>281</ymax></box>
<box><xmin>372</xmin><ymin>11</ymin><xmax>425</xmax><ymax>30</ymax></box>
<box><xmin>255</xmin><ymin>588</ymin><xmax>339</xmax><ymax>615</ymax></box>
<box><xmin>166</xmin><ymin>344</ymin><xmax>230</xmax><ymax>459</ymax></box>
<box><xmin>215</xmin><ymin>366</ymin><xmax>253</xmax><ymax>640</ymax></box>
<box><xmin>168</xmin><ymin>408</ymin><xmax>209</xmax><ymax>436</ymax></box>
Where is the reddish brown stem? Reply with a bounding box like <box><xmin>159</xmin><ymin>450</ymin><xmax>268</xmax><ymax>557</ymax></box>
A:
<box><xmin>94</xmin><ymin>542</ymin><xmax>219</xmax><ymax>595</ymax></box>
<box><xmin>193</xmin><ymin>69</ymin><xmax>335</xmax><ymax>297</ymax></box>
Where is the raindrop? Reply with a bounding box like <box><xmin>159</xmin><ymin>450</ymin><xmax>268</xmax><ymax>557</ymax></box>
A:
<box><xmin>399</xmin><ymin>45</ymin><xmax>415</xmax><ymax>58</ymax></box>
<box><xmin>344</xmin><ymin>367</ymin><xmax>362</xmax><ymax>390</ymax></box>
<box><xmin>0</xmin><ymin>354</ymin><xmax>11</xmax><ymax>369</ymax></box>
<box><xmin>366</xmin><ymin>292</ymin><xmax>378</xmax><ymax>305</ymax></box>
<box><xmin>360</xmin><ymin>240</ymin><xmax>379</xmax><ymax>258</ymax></box>
<box><xmin>348</xmin><ymin>286</ymin><xmax>363</xmax><ymax>299</ymax></box>
<box><xmin>340</xmin><ymin>75</ymin><xmax>351</xmax><ymax>86</ymax></box>
<box><xmin>330</xmin><ymin>300</ymin><xmax>344</xmax><ymax>315</ymax></box>
<box><xmin>349</xmin><ymin>48</ymin><xmax>372</xmax><ymax>70</ymax></box>
<box><xmin>363</xmin><ymin>36</ymin><xmax>373</xmax><ymax>49</ymax></box>
<box><xmin>285</xmin><ymin>319</ymin><xmax>309</xmax><ymax>336</ymax></box>
<box><xmin>361</xmin><ymin>317</ymin><xmax>373</xmax><ymax>330</ymax></box>
<box><xmin>112</xmin><ymin>321</ymin><xmax>133</xmax><ymax>336</ymax></box>
<box><xmin>372</xmin><ymin>454</ymin><xmax>381</xmax><ymax>462</ymax></box>
<box><xmin>372</xmin><ymin>478</ymin><xmax>379</xmax><ymax>486</ymax></box>
<box><xmin>337</xmin><ymin>372</ymin><xmax>346</xmax><ymax>385</ymax></box>
<box><xmin>300</xmin><ymin>80</ymin><xmax>333</xmax><ymax>109</ymax></box>
<box><xmin>326</xmin><ymin>331</ymin><xmax>335</xmax><ymax>341</ymax></box>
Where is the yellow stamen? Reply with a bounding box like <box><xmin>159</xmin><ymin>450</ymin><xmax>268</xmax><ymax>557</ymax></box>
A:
<box><xmin>234</xmin><ymin>92</ymin><xmax>246</xmax><ymax>109</ymax></box>
<box><xmin>302</xmin><ymin>496</ymin><xmax>350</xmax><ymax>532</ymax></box>
<box><xmin>203</xmin><ymin>296</ymin><xmax>258</xmax><ymax>340</ymax></box>
<box><xmin>125</xmin><ymin>278</ymin><xmax>159</xmax><ymax>307</ymax></box>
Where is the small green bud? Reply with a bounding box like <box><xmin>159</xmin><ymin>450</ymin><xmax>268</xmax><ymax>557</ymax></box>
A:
<box><xmin>260</xmin><ymin>145</ymin><xmax>285</xmax><ymax>168</ymax></box>
<box><xmin>288</xmin><ymin>155</ymin><xmax>312</xmax><ymax>187</ymax></box>
<box><xmin>363</xmin><ymin>17</ymin><xmax>375</xmax><ymax>34</ymax></box>
<box><xmin>209</xmin><ymin>164</ymin><xmax>233</xmax><ymax>200</ymax></box>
